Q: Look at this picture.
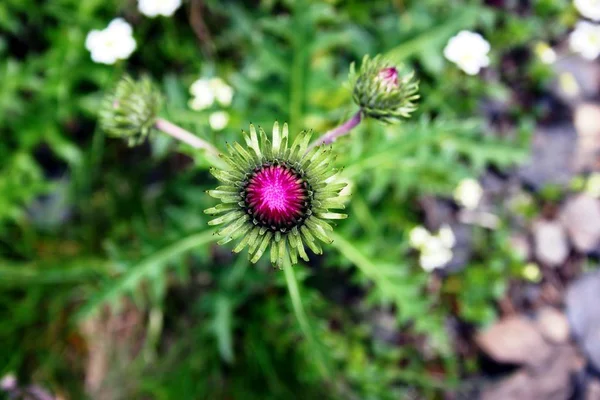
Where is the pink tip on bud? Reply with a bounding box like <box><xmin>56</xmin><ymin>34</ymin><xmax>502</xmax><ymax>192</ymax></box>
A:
<box><xmin>377</xmin><ymin>67</ymin><xmax>399</xmax><ymax>90</ymax></box>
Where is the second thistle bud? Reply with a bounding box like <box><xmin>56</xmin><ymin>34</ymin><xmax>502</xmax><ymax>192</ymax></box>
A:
<box><xmin>350</xmin><ymin>55</ymin><xmax>419</xmax><ymax>123</ymax></box>
<box><xmin>99</xmin><ymin>76</ymin><xmax>162</xmax><ymax>146</ymax></box>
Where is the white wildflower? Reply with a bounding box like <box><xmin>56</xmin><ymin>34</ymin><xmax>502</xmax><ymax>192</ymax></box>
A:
<box><xmin>189</xmin><ymin>79</ymin><xmax>215</xmax><ymax>110</ymax></box>
<box><xmin>85</xmin><ymin>18</ymin><xmax>136</xmax><ymax>65</ymax></box>
<box><xmin>409</xmin><ymin>226</ymin><xmax>431</xmax><ymax>249</ymax></box>
<box><xmin>534</xmin><ymin>42</ymin><xmax>557</xmax><ymax>64</ymax></box>
<box><xmin>410</xmin><ymin>225</ymin><xmax>455</xmax><ymax>272</ymax></box>
<box><xmin>570</xmin><ymin>21</ymin><xmax>600</xmax><ymax>60</ymax></box>
<box><xmin>138</xmin><ymin>0</ymin><xmax>182</xmax><ymax>17</ymax></box>
<box><xmin>189</xmin><ymin>77</ymin><xmax>234</xmax><ymax>110</ymax></box>
<box><xmin>443</xmin><ymin>30</ymin><xmax>491</xmax><ymax>75</ymax></box>
<box><xmin>419</xmin><ymin>237</ymin><xmax>454</xmax><ymax>272</ymax></box>
<box><xmin>209</xmin><ymin>111</ymin><xmax>229</xmax><ymax>131</ymax></box>
<box><xmin>209</xmin><ymin>78</ymin><xmax>234</xmax><ymax>106</ymax></box>
<box><xmin>575</xmin><ymin>0</ymin><xmax>600</xmax><ymax>21</ymax></box>
<box><xmin>438</xmin><ymin>224</ymin><xmax>456</xmax><ymax>248</ymax></box>
<box><xmin>454</xmin><ymin>178</ymin><xmax>483</xmax><ymax>210</ymax></box>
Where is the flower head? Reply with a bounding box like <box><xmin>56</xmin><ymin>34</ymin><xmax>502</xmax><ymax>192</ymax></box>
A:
<box><xmin>209</xmin><ymin>111</ymin><xmax>230</xmax><ymax>131</ymax></box>
<box><xmin>575</xmin><ymin>0</ymin><xmax>600</xmax><ymax>21</ymax></box>
<box><xmin>99</xmin><ymin>76</ymin><xmax>162</xmax><ymax>146</ymax></box>
<box><xmin>85</xmin><ymin>18</ymin><xmax>136</xmax><ymax>65</ymax></box>
<box><xmin>409</xmin><ymin>225</ymin><xmax>455</xmax><ymax>272</ymax></box>
<box><xmin>349</xmin><ymin>55</ymin><xmax>419</xmax><ymax>123</ymax></box>
<box><xmin>189</xmin><ymin>77</ymin><xmax>234</xmax><ymax>110</ymax></box>
<box><xmin>534</xmin><ymin>42</ymin><xmax>557</xmax><ymax>64</ymax></box>
<box><xmin>443</xmin><ymin>30</ymin><xmax>490</xmax><ymax>75</ymax></box>
<box><xmin>454</xmin><ymin>178</ymin><xmax>483</xmax><ymax>210</ymax></box>
<box><xmin>570</xmin><ymin>21</ymin><xmax>600</xmax><ymax>60</ymax></box>
<box><xmin>138</xmin><ymin>0</ymin><xmax>182</xmax><ymax>17</ymax></box>
<box><xmin>205</xmin><ymin>122</ymin><xmax>347</xmax><ymax>266</ymax></box>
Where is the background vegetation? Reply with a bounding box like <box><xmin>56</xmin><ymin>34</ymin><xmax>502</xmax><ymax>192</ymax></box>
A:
<box><xmin>0</xmin><ymin>0</ymin><xmax>584</xmax><ymax>399</ymax></box>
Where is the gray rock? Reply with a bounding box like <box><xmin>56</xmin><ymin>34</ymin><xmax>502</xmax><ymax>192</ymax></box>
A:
<box><xmin>574</xmin><ymin>103</ymin><xmax>600</xmax><ymax>172</ymax></box>
<box><xmin>481</xmin><ymin>345</ymin><xmax>578</xmax><ymax>400</ymax></box>
<box><xmin>518</xmin><ymin>125</ymin><xmax>577</xmax><ymax>190</ymax></box>
<box><xmin>476</xmin><ymin>316</ymin><xmax>553</xmax><ymax>366</ymax></box>
<box><xmin>552</xmin><ymin>55</ymin><xmax>600</xmax><ymax>106</ymax></box>
<box><xmin>561</xmin><ymin>195</ymin><xmax>600</xmax><ymax>253</ymax></box>
<box><xmin>566</xmin><ymin>270</ymin><xmax>600</xmax><ymax>373</ymax></box>
<box><xmin>533</xmin><ymin>219</ymin><xmax>570</xmax><ymax>267</ymax></box>
<box><xmin>537</xmin><ymin>307</ymin><xmax>570</xmax><ymax>344</ymax></box>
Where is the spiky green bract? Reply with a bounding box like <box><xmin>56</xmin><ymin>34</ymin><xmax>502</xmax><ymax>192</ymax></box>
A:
<box><xmin>349</xmin><ymin>54</ymin><xmax>419</xmax><ymax>123</ymax></box>
<box><xmin>205</xmin><ymin>122</ymin><xmax>348</xmax><ymax>268</ymax></box>
<box><xmin>99</xmin><ymin>76</ymin><xmax>162</xmax><ymax>146</ymax></box>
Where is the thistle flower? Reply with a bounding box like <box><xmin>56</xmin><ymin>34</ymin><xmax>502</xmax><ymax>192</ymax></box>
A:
<box><xmin>205</xmin><ymin>122</ymin><xmax>347</xmax><ymax>266</ymax></box>
<box><xmin>99</xmin><ymin>76</ymin><xmax>162</xmax><ymax>146</ymax></box>
<box><xmin>349</xmin><ymin>54</ymin><xmax>419</xmax><ymax>123</ymax></box>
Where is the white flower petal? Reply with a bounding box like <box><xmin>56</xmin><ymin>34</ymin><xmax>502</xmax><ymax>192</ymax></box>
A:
<box><xmin>575</xmin><ymin>0</ymin><xmax>600</xmax><ymax>21</ymax></box>
<box><xmin>409</xmin><ymin>226</ymin><xmax>431</xmax><ymax>249</ymax></box>
<box><xmin>454</xmin><ymin>178</ymin><xmax>483</xmax><ymax>210</ymax></box>
<box><xmin>209</xmin><ymin>111</ymin><xmax>229</xmax><ymax>131</ymax></box>
<box><xmin>570</xmin><ymin>21</ymin><xmax>600</xmax><ymax>61</ymax></box>
<box><xmin>444</xmin><ymin>30</ymin><xmax>491</xmax><ymax>75</ymax></box>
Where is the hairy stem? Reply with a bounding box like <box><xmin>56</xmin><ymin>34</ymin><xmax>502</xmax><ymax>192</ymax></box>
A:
<box><xmin>154</xmin><ymin>118</ymin><xmax>220</xmax><ymax>156</ymax></box>
<box><xmin>308</xmin><ymin>111</ymin><xmax>362</xmax><ymax>151</ymax></box>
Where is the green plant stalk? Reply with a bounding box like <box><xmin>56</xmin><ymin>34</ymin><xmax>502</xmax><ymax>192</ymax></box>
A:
<box><xmin>289</xmin><ymin>0</ymin><xmax>308</xmax><ymax>134</ymax></box>
<box><xmin>154</xmin><ymin>118</ymin><xmax>220</xmax><ymax>156</ymax></box>
<box><xmin>282</xmin><ymin>260</ymin><xmax>331</xmax><ymax>379</ymax></box>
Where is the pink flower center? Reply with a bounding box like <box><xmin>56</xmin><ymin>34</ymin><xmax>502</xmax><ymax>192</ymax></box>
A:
<box><xmin>377</xmin><ymin>67</ymin><xmax>399</xmax><ymax>90</ymax></box>
<box><xmin>245</xmin><ymin>165</ymin><xmax>307</xmax><ymax>228</ymax></box>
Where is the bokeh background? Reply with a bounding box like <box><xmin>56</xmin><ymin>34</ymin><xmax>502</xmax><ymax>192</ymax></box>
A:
<box><xmin>2</xmin><ymin>0</ymin><xmax>600</xmax><ymax>399</ymax></box>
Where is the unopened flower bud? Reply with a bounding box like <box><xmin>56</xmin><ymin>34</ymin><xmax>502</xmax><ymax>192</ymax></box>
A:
<box><xmin>350</xmin><ymin>54</ymin><xmax>419</xmax><ymax>123</ymax></box>
<box><xmin>377</xmin><ymin>67</ymin><xmax>399</xmax><ymax>91</ymax></box>
<box><xmin>99</xmin><ymin>76</ymin><xmax>162</xmax><ymax>146</ymax></box>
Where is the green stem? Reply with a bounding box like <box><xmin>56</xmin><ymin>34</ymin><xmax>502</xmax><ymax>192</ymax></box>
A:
<box><xmin>308</xmin><ymin>111</ymin><xmax>362</xmax><ymax>151</ymax></box>
<box><xmin>289</xmin><ymin>0</ymin><xmax>308</xmax><ymax>133</ymax></box>
<box><xmin>282</xmin><ymin>261</ymin><xmax>330</xmax><ymax>379</ymax></box>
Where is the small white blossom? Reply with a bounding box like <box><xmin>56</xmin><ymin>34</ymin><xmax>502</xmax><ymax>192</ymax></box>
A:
<box><xmin>85</xmin><ymin>18</ymin><xmax>136</xmax><ymax>65</ymax></box>
<box><xmin>138</xmin><ymin>0</ymin><xmax>182</xmax><ymax>17</ymax></box>
<box><xmin>409</xmin><ymin>226</ymin><xmax>431</xmax><ymax>248</ymax></box>
<box><xmin>409</xmin><ymin>225</ymin><xmax>455</xmax><ymax>271</ymax></box>
<box><xmin>419</xmin><ymin>237</ymin><xmax>454</xmax><ymax>272</ymax></box>
<box><xmin>438</xmin><ymin>224</ymin><xmax>455</xmax><ymax>248</ymax></box>
<box><xmin>209</xmin><ymin>78</ymin><xmax>234</xmax><ymax>106</ymax></box>
<box><xmin>189</xmin><ymin>79</ymin><xmax>215</xmax><ymax>110</ymax></box>
<box><xmin>443</xmin><ymin>30</ymin><xmax>491</xmax><ymax>75</ymax></box>
<box><xmin>575</xmin><ymin>0</ymin><xmax>600</xmax><ymax>21</ymax></box>
<box><xmin>209</xmin><ymin>111</ymin><xmax>229</xmax><ymax>131</ymax></box>
<box><xmin>189</xmin><ymin>77</ymin><xmax>234</xmax><ymax>110</ymax></box>
<box><xmin>570</xmin><ymin>21</ymin><xmax>600</xmax><ymax>60</ymax></box>
<box><xmin>534</xmin><ymin>42</ymin><xmax>557</xmax><ymax>64</ymax></box>
<box><xmin>454</xmin><ymin>178</ymin><xmax>483</xmax><ymax>210</ymax></box>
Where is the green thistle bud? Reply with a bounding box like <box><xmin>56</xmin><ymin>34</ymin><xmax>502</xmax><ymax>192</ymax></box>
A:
<box><xmin>205</xmin><ymin>122</ymin><xmax>348</xmax><ymax>267</ymax></box>
<box><xmin>349</xmin><ymin>54</ymin><xmax>419</xmax><ymax>123</ymax></box>
<box><xmin>99</xmin><ymin>76</ymin><xmax>162</xmax><ymax>146</ymax></box>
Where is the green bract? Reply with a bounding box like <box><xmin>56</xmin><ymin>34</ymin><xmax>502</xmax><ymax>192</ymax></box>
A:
<box><xmin>99</xmin><ymin>76</ymin><xmax>162</xmax><ymax>146</ymax></box>
<box><xmin>205</xmin><ymin>122</ymin><xmax>348</xmax><ymax>267</ymax></box>
<box><xmin>350</xmin><ymin>54</ymin><xmax>419</xmax><ymax>123</ymax></box>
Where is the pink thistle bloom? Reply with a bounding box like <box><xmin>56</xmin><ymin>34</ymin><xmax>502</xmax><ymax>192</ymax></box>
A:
<box><xmin>246</xmin><ymin>165</ymin><xmax>307</xmax><ymax>228</ymax></box>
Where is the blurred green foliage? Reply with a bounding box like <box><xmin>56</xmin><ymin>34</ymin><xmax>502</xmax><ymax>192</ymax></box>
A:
<box><xmin>0</xmin><ymin>0</ymin><xmax>570</xmax><ymax>398</ymax></box>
